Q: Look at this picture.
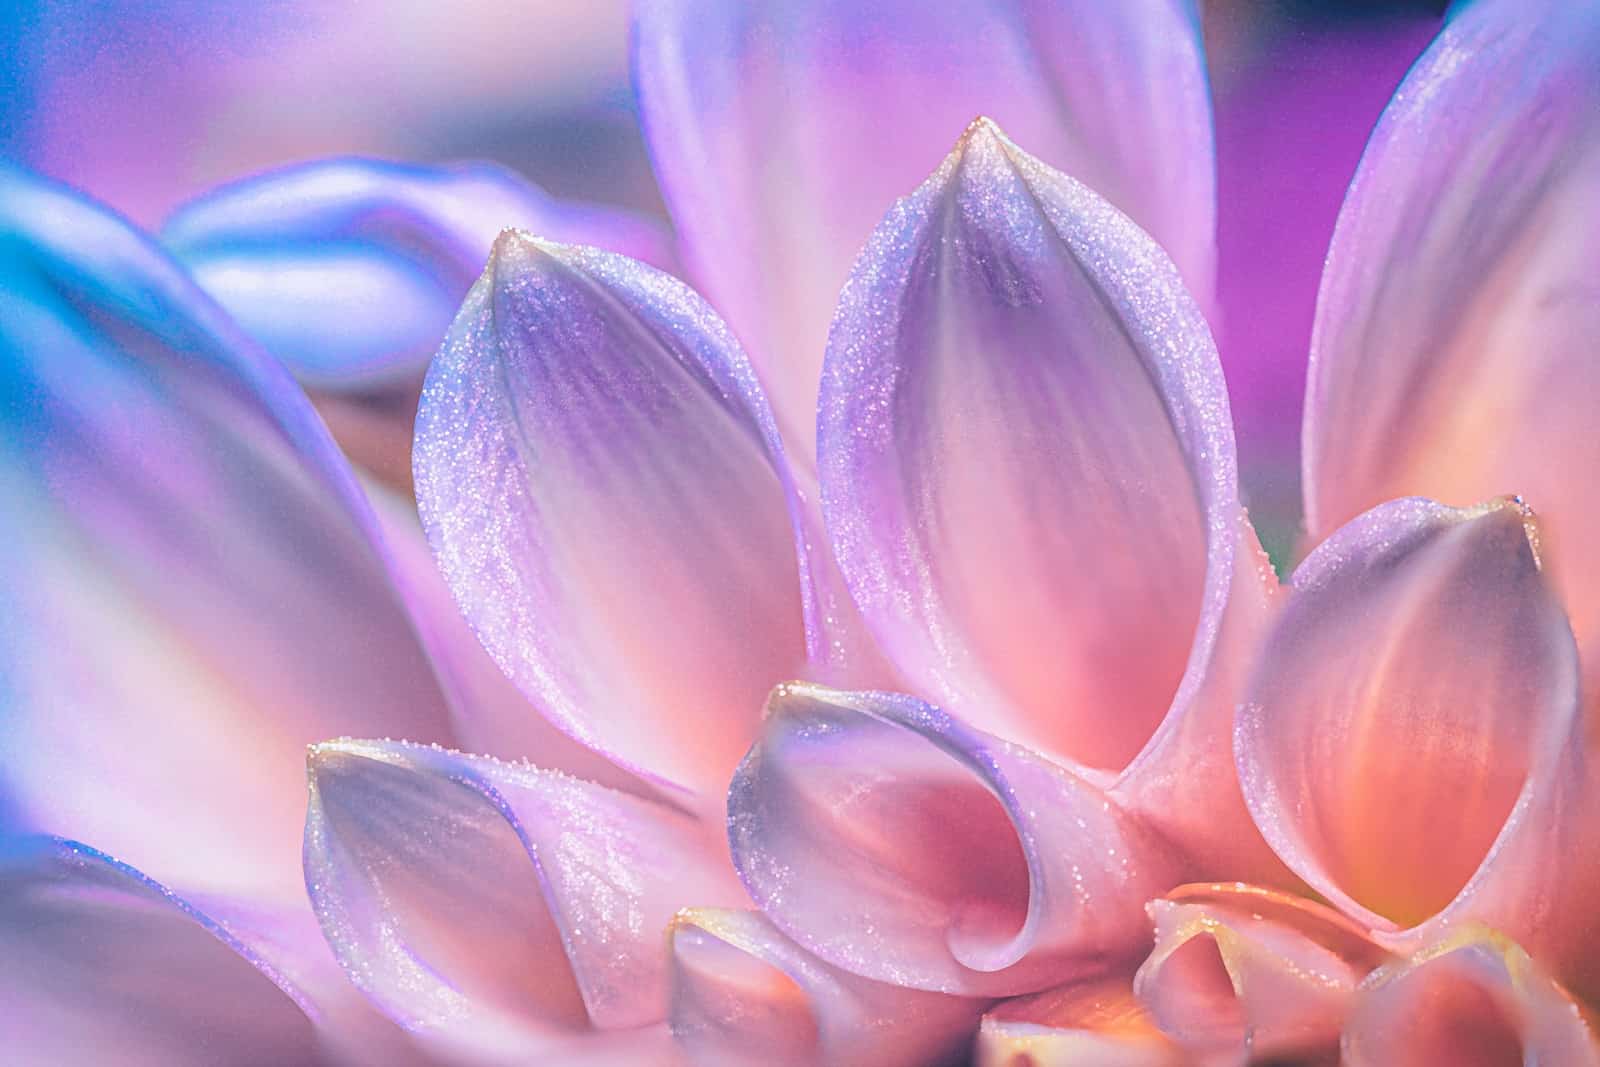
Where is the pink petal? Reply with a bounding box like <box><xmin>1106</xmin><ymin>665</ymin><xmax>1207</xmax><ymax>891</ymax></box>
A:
<box><xmin>303</xmin><ymin>739</ymin><xmax>745</xmax><ymax>1059</ymax></box>
<box><xmin>1133</xmin><ymin>883</ymin><xmax>1391</xmax><ymax>1063</ymax></box>
<box><xmin>412</xmin><ymin>232</ymin><xmax>816</xmax><ymax>798</ymax></box>
<box><xmin>728</xmin><ymin>683</ymin><xmax>1185</xmax><ymax>996</ymax></box>
<box><xmin>977</xmin><ymin>976</ymin><xmax>1185</xmax><ymax>1067</ymax></box>
<box><xmin>1342</xmin><ymin>927</ymin><xmax>1600</xmax><ymax>1067</ymax></box>
<box><xmin>164</xmin><ymin>157</ymin><xmax>673</xmax><ymax>388</ymax></box>
<box><xmin>668</xmin><ymin>908</ymin><xmax>980</xmax><ymax>1067</ymax></box>
<box><xmin>635</xmin><ymin>0</ymin><xmax>1213</xmax><ymax>456</ymax></box>
<box><xmin>0</xmin><ymin>836</ymin><xmax>422</xmax><ymax>1066</ymax></box>
<box><xmin>1301</xmin><ymin>0</ymin><xmax>1600</xmax><ymax>693</ymax></box>
<box><xmin>818</xmin><ymin>119</ymin><xmax>1237</xmax><ymax>776</ymax></box>
<box><xmin>0</xmin><ymin>166</ymin><xmax>454</xmax><ymax>898</ymax></box>
<box><xmin>1235</xmin><ymin>498</ymin><xmax>1588</xmax><ymax>937</ymax></box>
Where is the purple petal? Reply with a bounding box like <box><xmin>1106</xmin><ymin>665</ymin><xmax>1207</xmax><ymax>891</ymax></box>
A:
<box><xmin>819</xmin><ymin>119</ymin><xmax>1236</xmax><ymax>775</ymax></box>
<box><xmin>635</xmin><ymin>0</ymin><xmax>1214</xmax><ymax>457</ymax></box>
<box><xmin>165</xmin><ymin>157</ymin><xmax>673</xmax><ymax>388</ymax></box>
<box><xmin>668</xmin><ymin>908</ymin><xmax>980</xmax><ymax>1067</ymax></box>
<box><xmin>1301</xmin><ymin>0</ymin><xmax>1600</xmax><ymax>692</ymax></box>
<box><xmin>728</xmin><ymin>684</ymin><xmax>1185</xmax><ymax>996</ymax></box>
<box><xmin>1342</xmin><ymin>928</ymin><xmax>1600</xmax><ymax>1067</ymax></box>
<box><xmin>1236</xmin><ymin>496</ymin><xmax>1600</xmax><ymax>993</ymax></box>
<box><xmin>0</xmin><ymin>836</ymin><xmax>422</xmax><ymax>1066</ymax></box>
<box><xmin>303</xmin><ymin>739</ymin><xmax>745</xmax><ymax>1058</ymax></box>
<box><xmin>412</xmin><ymin>232</ymin><xmax>816</xmax><ymax>797</ymax></box>
<box><xmin>0</xmin><ymin>165</ymin><xmax>454</xmax><ymax>897</ymax></box>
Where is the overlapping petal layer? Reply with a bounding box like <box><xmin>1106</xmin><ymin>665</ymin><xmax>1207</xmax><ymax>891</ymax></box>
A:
<box><xmin>304</xmin><ymin>739</ymin><xmax>744</xmax><ymax>1059</ymax></box>
<box><xmin>669</xmin><ymin>907</ymin><xmax>979</xmax><ymax>1067</ymax></box>
<box><xmin>1237</xmin><ymin>497</ymin><xmax>1600</xmax><ymax>995</ymax></box>
<box><xmin>1302</xmin><ymin>0</ymin><xmax>1600</xmax><ymax>694</ymax></box>
<box><xmin>1133</xmin><ymin>883</ymin><xmax>1390</xmax><ymax>1063</ymax></box>
<box><xmin>635</xmin><ymin>0</ymin><xmax>1213</xmax><ymax>454</ymax></box>
<box><xmin>1342</xmin><ymin>928</ymin><xmax>1600</xmax><ymax>1066</ymax></box>
<box><xmin>819</xmin><ymin>118</ymin><xmax>1235</xmax><ymax>776</ymax></box>
<box><xmin>0</xmin><ymin>166</ymin><xmax>454</xmax><ymax>897</ymax></box>
<box><xmin>976</xmin><ymin>976</ymin><xmax>1184</xmax><ymax>1067</ymax></box>
<box><xmin>412</xmin><ymin>232</ymin><xmax>815</xmax><ymax>797</ymax></box>
<box><xmin>729</xmin><ymin>684</ymin><xmax>1185</xmax><ymax>996</ymax></box>
<box><xmin>0</xmin><ymin>836</ymin><xmax>420</xmax><ymax>1065</ymax></box>
<box><xmin>165</xmin><ymin>158</ymin><xmax>671</xmax><ymax>388</ymax></box>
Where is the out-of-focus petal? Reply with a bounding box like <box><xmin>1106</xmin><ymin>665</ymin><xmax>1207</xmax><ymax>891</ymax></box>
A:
<box><xmin>413</xmin><ymin>232</ymin><xmax>815</xmax><ymax>798</ymax></box>
<box><xmin>165</xmin><ymin>157</ymin><xmax>673</xmax><ymax>388</ymax></box>
<box><xmin>728</xmin><ymin>684</ymin><xmax>1185</xmax><ymax>997</ymax></box>
<box><xmin>819</xmin><ymin>119</ymin><xmax>1234</xmax><ymax>775</ymax></box>
<box><xmin>0</xmin><ymin>836</ymin><xmax>424</xmax><ymax>1066</ymax></box>
<box><xmin>303</xmin><ymin>739</ymin><xmax>745</xmax><ymax>1059</ymax></box>
<box><xmin>668</xmin><ymin>907</ymin><xmax>979</xmax><ymax>1067</ymax></box>
<box><xmin>1236</xmin><ymin>498</ymin><xmax>1584</xmax><ymax>934</ymax></box>
<box><xmin>1133</xmin><ymin>883</ymin><xmax>1391</xmax><ymax>1063</ymax></box>
<box><xmin>1302</xmin><ymin>0</ymin><xmax>1600</xmax><ymax>687</ymax></box>
<box><xmin>0</xmin><ymin>166</ymin><xmax>453</xmax><ymax>897</ymax></box>
<box><xmin>1342</xmin><ymin>927</ymin><xmax>1600</xmax><ymax>1067</ymax></box>
<box><xmin>635</xmin><ymin>0</ymin><xmax>1213</xmax><ymax>456</ymax></box>
<box><xmin>976</xmin><ymin>976</ymin><xmax>1184</xmax><ymax>1067</ymax></box>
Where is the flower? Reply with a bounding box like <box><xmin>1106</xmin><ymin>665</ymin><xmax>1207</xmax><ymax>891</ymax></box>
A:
<box><xmin>3</xmin><ymin>1</ymin><xmax>1600</xmax><ymax>1065</ymax></box>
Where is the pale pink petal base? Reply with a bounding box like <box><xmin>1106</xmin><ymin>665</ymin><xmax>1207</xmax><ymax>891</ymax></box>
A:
<box><xmin>977</xmin><ymin>975</ymin><xmax>1185</xmax><ymax>1067</ymax></box>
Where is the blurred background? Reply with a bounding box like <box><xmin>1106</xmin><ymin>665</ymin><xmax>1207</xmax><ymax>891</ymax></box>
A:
<box><xmin>0</xmin><ymin>0</ymin><xmax>1447</xmax><ymax>560</ymax></box>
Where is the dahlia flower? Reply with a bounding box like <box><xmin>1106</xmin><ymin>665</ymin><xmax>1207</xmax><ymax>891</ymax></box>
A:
<box><xmin>3</xmin><ymin>0</ymin><xmax>1598</xmax><ymax>1064</ymax></box>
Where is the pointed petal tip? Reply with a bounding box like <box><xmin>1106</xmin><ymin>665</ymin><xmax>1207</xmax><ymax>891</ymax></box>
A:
<box><xmin>1467</xmin><ymin>494</ymin><xmax>1543</xmax><ymax>569</ymax></box>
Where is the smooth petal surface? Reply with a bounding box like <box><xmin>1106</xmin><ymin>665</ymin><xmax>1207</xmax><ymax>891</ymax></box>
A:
<box><xmin>1133</xmin><ymin>883</ymin><xmax>1390</xmax><ymax>1064</ymax></box>
<box><xmin>1342</xmin><ymin>928</ymin><xmax>1600</xmax><ymax>1067</ymax></box>
<box><xmin>820</xmin><ymin>119</ymin><xmax>1235</xmax><ymax>774</ymax></box>
<box><xmin>413</xmin><ymin>232</ymin><xmax>813</xmax><ymax>797</ymax></box>
<box><xmin>1302</xmin><ymin>0</ymin><xmax>1600</xmax><ymax>688</ymax></box>
<box><xmin>976</xmin><ymin>976</ymin><xmax>1185</xmax><ymax>1067</ymax></box>
<box><xmin>635</xmin><ymin>0</ymin><xmax>1213</xmax><ymax>456</ymax></box>
<box><xmin>0</xmin><ymin>836</ymin><xmax>423</xmax><ymax>1066</ymax></box>
<box><xmin>1236</xmin><ymin>498</ymin><xmax>1586</xmax><ymax>934</ymax></box>
<box><xmin>668</xmin><ymin>907</ymin><xmax>979</xmax><ymax>1067</ymax></box>
<box><xmin>304</xmin><ymin>739</ymin><xmax>745</xmax><ymax>1058</ymax></box>
<box><xmin>165</xmin><ymin>157</ymin><xmax>672</xmax><ymax>388</ymax></box>
<box><xmin>0</xmin><ymin>166</ymin><xmax>453</xmax><ymax>897</ymax></box>
<box><xmin>729</xmin><ymin>684</ymin><xmax>1185</xmax><ymax>996</ymax></box>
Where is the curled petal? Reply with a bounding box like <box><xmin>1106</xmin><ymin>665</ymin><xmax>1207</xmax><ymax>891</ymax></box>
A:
<box><xmin>1133</xmin><ymin>883</ymin><xmax>1391</xmax><ymax>1063</ymax></box>
<box><xmin>303</xmin><ymin>739</ymin><xmax>744</xmax><ymax>1057</ymax></box>
<box><xmin>164</xmin><ymin>157</ymin><xmax>672</xmax><ymax>388</ymax></box>
<box><xmin>0</xmin><ymin>836</ymin><xmax>420</xmax><ymax>1065</ymax></box>
<box><xmin>1342</xmin><ymin>927</ymin><xmax>1600</xmax><ymax>1067</ymax></box>
<box><xmin>819</xmin><ymin>118</ymin><xmax>1235</xmax><ymax>776</ymax></box>
<box><xmin>0</xmin><ymin>165</ymin><xmax>453</xmax><ymax>897</ymax></box>
<box><xmin>729</xmin><ymin>684</ymin><xmax>1185</xmax><ymax>996</ymax></box>
<box><xmin>1236</xmin><ymin>498</ymin><xmax>1591</xmax><ymax>944</ymax></box>
<box><xmin>1302</xmin><ymin>0</ymin><xmax>1600</xmax><ymax>692</ymax></box>
<box><xmin>413</xmin><ymin>233</ymin><xmax>814</xmax><ymax>798</ymax></box>
<box><xmin>977</xmin><ymin>976</ymin><xmax>1185</xmax><ymax>1067</ymax></box>
<box><xmin>635</xmin><ymin>0</ymin><xmax>1214</xmax><ymax>454</ymax></box>
<box><xmin>668</xmin><ymin>908</ymin><xmax>979</xmax><ymax>1067</ymax></box>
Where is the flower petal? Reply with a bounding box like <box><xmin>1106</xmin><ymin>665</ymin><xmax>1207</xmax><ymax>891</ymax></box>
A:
<box><xmin>976</xmin><ymin>976</ymin><xmax>1185</xmax><ymax>1067</ymax></box>
<box><xmin>1132</xmin><ymin>883</ymin><xmax>1391</xmax><ymax>1063</ymax></box>
<box><xmin>164</xmin><ymin>157</ymin><xmax>673</xmax><ymax>388</ymax></box>
<box><xmin>0</xmin><ymin>165</ymin><xmax>453</xmax><ymax>897</ymax></box>
<box><xmin>303</xmin><ymin>739</ymin><xmax>745</xmax><ymax>1057</ymax></box>
<box><xmin>1342</xmin><ymin>927</ymin><xmax>1600</xmax><ymax>1067</ymax></box>
<box><xmin>412</xmin><ymin>232</ymin><xmax>814</xmax><ymax>797</ymax></box>
<box><xmin>668</xmin><ymin>907</ymin><xmax>979</xmax><ymax>1067</ymax></box>
<box><xmin>0</xmin><ymin>836</ymin><xmax>420</xmax><ymax>1066</ymax></box>
<box><xmin>728</xmin><ymin>684</ymin><xmax>1185</xmax><ymax>996</ymax></box>
<box><xmin>634</xmin><ymin>0</ymin><xmax>1214</xmax><ymax>455</ymax></box>
<box><xmin>1302</xmin><ymin>0</ymin><xmax>1600</xmax><ymax>687</ymax></box>
<box><xmin>818</xmin><ymin>119</ymin><xmax>1235</xmax><ymax>774</ymax></box>
<box><xmin>1235</xmin><ymin>498</ymin><xmax>1582</xmax><ymax>933</ymax></box>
